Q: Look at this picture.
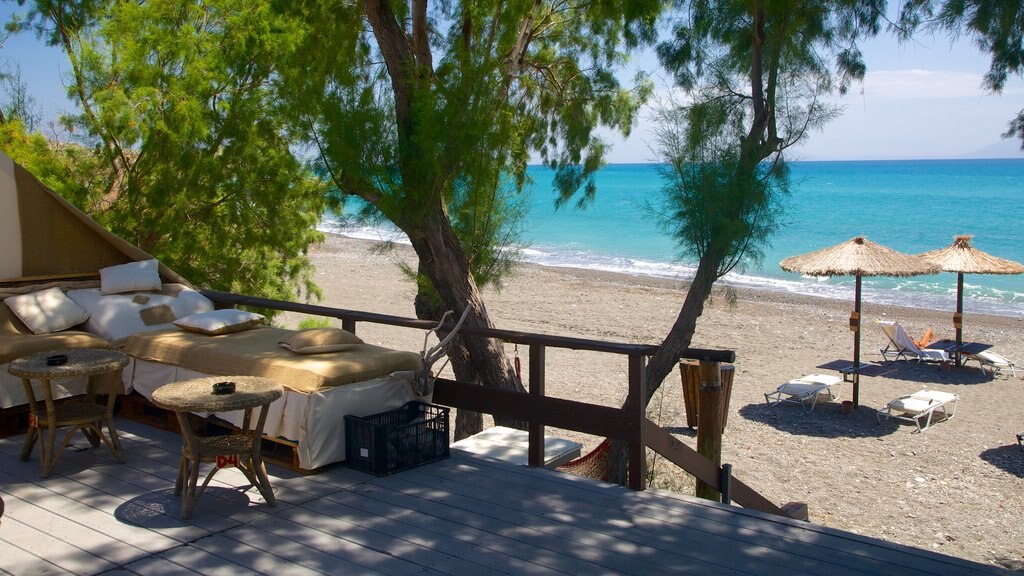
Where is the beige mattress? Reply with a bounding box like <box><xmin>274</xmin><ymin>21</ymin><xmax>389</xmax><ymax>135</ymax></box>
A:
<box><xmin>114</xmin><ymin>326</ymin><xmax>422</xmax><ymax>394</ymax></box>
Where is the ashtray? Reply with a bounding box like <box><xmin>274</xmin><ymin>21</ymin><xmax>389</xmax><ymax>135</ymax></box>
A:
<box><xmin>45</xmin><ymin>354</ymin><xmax>68</xmax><ymax>366</ymax></box>
<box><xmin>211</xmin><ymin>381</ymin><xmax>236</xmax><ymax>395</ymax></box>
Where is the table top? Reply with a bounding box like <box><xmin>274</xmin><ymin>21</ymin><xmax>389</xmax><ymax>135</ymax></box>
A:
<box><xmin>926</xmin><ymin>339</ymin><xmax>993</xmax><ymax>355</ymax></box>
<box><xmin>8</xmin><ymin>348</ymin><xmax>129</xmax><ymax>380</ymax></box>
<box><xmin>150</xmin><ymin>376</ymin><xmax>283</xmax><ymax>413</ymax></box>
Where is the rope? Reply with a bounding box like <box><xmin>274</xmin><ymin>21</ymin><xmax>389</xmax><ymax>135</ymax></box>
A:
<box><xmin>513</xmin><ymin>344</ymin><xmax>522</xmax><ymax>384</ymax></box>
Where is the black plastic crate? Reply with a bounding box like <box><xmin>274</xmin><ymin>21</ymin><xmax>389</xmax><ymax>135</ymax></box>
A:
<box><xmin>344</xmin><ymin>401</ymin><xmax>450</xmax><ymax>476</ymax></box>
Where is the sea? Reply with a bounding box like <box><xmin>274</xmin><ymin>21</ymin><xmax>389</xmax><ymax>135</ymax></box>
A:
<box><xmin>320</xmin><ymin>159</ymin><xmax>1024</xmax><ymax>319</ymax></box>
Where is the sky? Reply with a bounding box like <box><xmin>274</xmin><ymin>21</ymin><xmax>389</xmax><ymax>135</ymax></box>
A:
<box><xmin>1</xmin><ymin>5</ymin><xmax>1022</xmax><ymax>164</ymax></box>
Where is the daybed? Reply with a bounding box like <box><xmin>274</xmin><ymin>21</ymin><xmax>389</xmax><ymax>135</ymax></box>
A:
<box><xmin>0</xmin><ymin>151</ymin><xmax>427</xmax><ymax>471</ymax></box>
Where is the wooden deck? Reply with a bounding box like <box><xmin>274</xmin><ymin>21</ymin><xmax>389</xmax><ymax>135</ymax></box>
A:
<box><xmin>0</xmin><ymin>420</ymin><xmax>1005</xmax><ymax>576</ymax></box>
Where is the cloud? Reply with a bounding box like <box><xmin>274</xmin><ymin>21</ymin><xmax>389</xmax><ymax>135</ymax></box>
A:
<box><xmin>846</xmin><ymin>69</ymin><xmax>1012</xmax><ymax>101</ymax></box>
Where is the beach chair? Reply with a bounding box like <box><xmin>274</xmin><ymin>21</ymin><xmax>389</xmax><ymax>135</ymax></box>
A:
<box><xmin>877</xmin><ymin>320</ymin><xmax>949</xmax><ymax>364</ymax></box>
<box><xmin>962</xmin><ymin>349</ymin><xmax>1018</xmax><ymax>379</ymax></box>
<box><xmin>876</xmin><ymin>390</ymin><xmax>959</xmax><ymax>432</ymax></box>
<box><xmin>764</xmin><ymin>374</ymin><xmax>842</xmax><ymax>412</ymax></box>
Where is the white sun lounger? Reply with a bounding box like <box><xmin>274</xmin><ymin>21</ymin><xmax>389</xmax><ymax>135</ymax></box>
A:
<box><xmin>876</xmin><ymin>390</ymin><xmax>959</xmax><ymax>433</ymax></box>
<box><xmin>765</xmin><ymin>374</ymin><xmax>842</xmax><ymax>412</ymax></box>
<box><xmin>962</xmin><ymin>350</ymin><xmax>1018</xmax><ymax>379</ymax></box>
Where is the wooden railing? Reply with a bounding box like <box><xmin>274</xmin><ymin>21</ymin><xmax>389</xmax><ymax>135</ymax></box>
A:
<box><xmin>202</xmin><ymin>289</ymin><xmax>785</xmax><ymax>516</ymax></box>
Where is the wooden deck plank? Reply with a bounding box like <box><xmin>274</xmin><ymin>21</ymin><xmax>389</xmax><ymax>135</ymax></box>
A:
<box><xmin>241</xmin><ymin>512</ymin><xmax>421</xmax><ymax>576</ymax></box>
<box><xmin>415</xmin><ymin>456</ymin><xmax>1002</xmax><ymax>576</ymax></box>
<box><xmin>312</xmin><ymin>488</ymin><xmax>577</xmax><ymax>576</ymax></box>
<box><xmin>188</xmin><ymin>533</ymin><xmax>328</xmax><ymax>576</ymax></box>
<box><xmin>271</xmin><ymin>504</ymin><xmax>516</xmax><ymax>576</ymax></box>
<box><xmin>0</xmin><ymin>516</ymin><xmax>75</xmax><ymax>576</ymax></box>
<box><xmin>108</xmin><ymin>556</ymin><xmax>204</xmax><ymax>576</ymax></box>
<box><xmin>384</xmin><ymin>461</ymin><xmax>801</xmax><ymax>575</ymax></box>
<box><xmin>0</xmin><ymin>512</ymin><xmax>116</xmax><ymax>574</ymax></box>
<box><xmin>337</xmin><ymin>478</ymin><xmax>706</xmax><ymax>576</ymax></box>
<box><xmin>0</xmin><ymin>421</ymin><xmax>1006</xmax><ymax>576</ymax></box>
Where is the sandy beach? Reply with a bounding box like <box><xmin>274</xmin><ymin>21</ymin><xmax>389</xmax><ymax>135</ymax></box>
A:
<box><xmin>281</xmin><ymin>233</ymin><xmax>1024</xmax><ymax>571</ymax></box>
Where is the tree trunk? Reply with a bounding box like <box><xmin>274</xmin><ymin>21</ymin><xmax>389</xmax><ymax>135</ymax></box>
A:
<box><xmin>407</xmin><ymin>214</ymin><xmax>527</xmax><ymax>430</ymax></box>
<box><xmin>413</xmin><ymin>267</ymin><xmax>483</xmax><ymax>441</ymax></box>
<box><xmin>605</xmin><ymin>251</ymin><xmax>722</xmax><ymax>485</ymax></box>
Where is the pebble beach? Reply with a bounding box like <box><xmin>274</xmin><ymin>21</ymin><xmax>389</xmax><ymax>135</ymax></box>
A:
<box><xmin>282</xmin><ymin>233</ymin><xmax>1024</xmax><ymax>571</ymax></box>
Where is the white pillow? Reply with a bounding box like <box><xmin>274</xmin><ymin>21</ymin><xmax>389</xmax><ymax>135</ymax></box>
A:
<box><xmin>100</xmin><ymin>259</ymin><xmax>161</xmax><ymax>294</ymax></box>
<box><xmin>174</xmin><ymin>309</ymin><xmax>264</xmax><ymax>335</ymax></box>
<box><xmin>3</xmin><ymin>287</ymin><xmax>91</xmax><ymax>334</ymax></box>
<box><xmin>66</xmin><ymin>285</ymin><xmax>215</xmax><ymax>340</ymax></box>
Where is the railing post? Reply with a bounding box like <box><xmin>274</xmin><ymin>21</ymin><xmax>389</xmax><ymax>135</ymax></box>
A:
<box><xmin>527</xmin><ymin>344</ymin><xmax>545</xmax><ymax>467</ymax></box>
<box><xmin>695</xmin><ymin>360</ymin><xmax>723</xmax><ymax>501</ymax></box>
<box><xmin>627</xmin><ymin>353</ymin><xmax>646</xmax><ymax>490</ymax></box>
<box><xmin>341</xmin><ymin>318</ymin><xmax>357</xmax><ymax>334</ymax></box>
<box><xmin>720</xmin><ymin>463</ymin><xmax>732</xmax><ymax>505</ymax></box>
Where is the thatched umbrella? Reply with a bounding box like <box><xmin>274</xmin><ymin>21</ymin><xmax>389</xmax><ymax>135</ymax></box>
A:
<box><xmin>780</xmin><ymin>237</ymin><xmax>939</xmax><ymax>407</ymax></box>
<box><xmin>918</xmin><ymin>235</ymin><xmax>1024</xmax><ymax>362</ymax></box>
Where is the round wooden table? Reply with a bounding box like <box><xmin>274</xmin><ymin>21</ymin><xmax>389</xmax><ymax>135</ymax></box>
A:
<box><xmin>151</xmin><ymin>376</ymin><xmax>283</xmax><ymax>520</ymax></box>
<box><xmin>9</xmin><ymin>348</ymin><xmax>129</xmax><ymax>478</ymax></box>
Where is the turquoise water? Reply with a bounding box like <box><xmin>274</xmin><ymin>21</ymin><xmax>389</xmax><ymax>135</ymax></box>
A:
<box><xmin>322</xmin><ymin>159</ymin><xmax>1024</xmax><ymax>318</ymax></box>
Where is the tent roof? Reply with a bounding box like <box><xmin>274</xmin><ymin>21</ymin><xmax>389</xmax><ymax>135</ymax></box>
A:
<box><xmin>1</xmin><ymin>151</ymin><xmax>189</xmax><ymax>287</ymax></box>
<box><xmin>780</xmin><ymin>236</ymin><xmax>939</xmax><ymax>278</ymax></box>
<box><xmin>918</xmin><ymin>235</ymin><xmax>1024</xmax><ymax>275</ymax></box>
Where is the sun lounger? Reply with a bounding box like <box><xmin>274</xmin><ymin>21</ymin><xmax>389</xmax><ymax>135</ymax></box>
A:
<box><xmin>962</xmin><ymin>349</ymin><xmax>1018</xmax><ymax>379</ymax></box>
<box><xmin>876</xmin><ymin>390</ymin><xmax>959</xmax><ymax>432</ymax></box>
<box><xmin>877</xmin><ymin>320</ymin><xmax>950</xmax><ymax>364</ymax></box>
<box><xmin>765</xmin><ymin>374</ymin><xmax>842</xmax><ymax>412</ymax></box>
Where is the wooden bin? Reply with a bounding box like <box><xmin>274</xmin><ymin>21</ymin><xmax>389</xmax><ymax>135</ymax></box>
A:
<box><xmin>679</xmin><ymin>361</ymin><xmax>735</xmax><ymax>429</ymax></box>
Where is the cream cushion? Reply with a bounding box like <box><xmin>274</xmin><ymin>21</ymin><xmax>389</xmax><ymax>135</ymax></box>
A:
<box><xmin>174</xmin><ymin>309</ymin><xmax>264</xmax><ymax>335</ymax></box>
<box><xmin>279</xmin><ymin>328</ymin><xmax>364</xmax><ymax>354</ymax></box>
<box><xmin>3</xmin><ymin>287</ymin><xmax>90</xmax><ymax>334</ymax></box>
<box><xmin>100</xmin><ymin>259</ymin><xmax>161</xmax><ymax>294</ymax></box>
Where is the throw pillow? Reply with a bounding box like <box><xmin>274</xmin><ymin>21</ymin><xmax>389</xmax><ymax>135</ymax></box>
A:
<box><xmin>100</xmin><ymin>259</ymin><xmax>161</xmax><ymax>294</ymax></box>
<box><xmin>3</xmin><ymin>287</ymin><xmax>91</xmax><ymax>334</ymax></box>
<box><xmin>279</xmin><ymin>327</ymin><xmax>363</xmax><ymax>354</ymax></box>
<box><xmin>174</xmin><ymin>309</ymin><xmax>264</xmax><ymax>335</ymax></box>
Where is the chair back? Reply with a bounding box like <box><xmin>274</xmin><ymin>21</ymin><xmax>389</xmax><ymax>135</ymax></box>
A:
<box><xmin>891</xmin><ymin>322</ymin><xmax>924</xmax><ymax>354</ymax></box>
<box><xmin>877</xmin><ymin>320</ymin><xmax>922</xmax><ymax>354</ymax></box>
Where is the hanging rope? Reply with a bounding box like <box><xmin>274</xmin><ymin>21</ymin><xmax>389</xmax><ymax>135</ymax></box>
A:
<box><xmin>513</xmin><ymin>343</ymin><xmax>522</xmax><ymax>384</ymax></box>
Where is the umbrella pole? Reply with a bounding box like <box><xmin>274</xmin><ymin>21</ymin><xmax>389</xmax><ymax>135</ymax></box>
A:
<box><xmin>955</xmin><ymin>272</ymin><xmax>964</xmax><ymax>366</ymax></box>
<box><xmin>853</xmin><ymin>275</ymin><xmax>861</xmax><ymax>408</ymax></box>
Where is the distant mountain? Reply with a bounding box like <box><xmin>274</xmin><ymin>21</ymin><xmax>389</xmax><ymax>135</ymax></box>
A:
<box><xmin>961</xmin><ymin>138</ymin><xmax>1024</xmax><ymax>159</ymax></box>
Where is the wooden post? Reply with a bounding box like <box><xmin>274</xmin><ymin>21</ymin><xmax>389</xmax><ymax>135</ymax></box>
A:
<box><xmin>626</xmin><ymin>353</ymin><xmax>646</xmax><ymax>491</ymax></box>
<box><xmin>695</xmin><ymin>360</ymin><xmax>723</xmax><ymax>501</ymax></box>
<box><xmin>527</xmin><ymin>344</ymin><xmax>545</xmax><ymax>467</ymax></box>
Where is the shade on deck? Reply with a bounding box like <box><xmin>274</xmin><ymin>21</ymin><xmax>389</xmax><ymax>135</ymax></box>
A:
<box><xmin>0</xmin><ymin>419</ymin><xmax>1001</xmax><ymax>575</ymax></box>
<box><xmin>781</xmin><ymin>237</ymin><xmax>939</xmax><ymax>407</ymax></box>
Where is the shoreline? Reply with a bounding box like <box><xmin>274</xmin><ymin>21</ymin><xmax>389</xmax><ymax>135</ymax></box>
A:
<box><xmin>285</xmin><ymin>233</ymin><xmax>1024</xmax><ymax>570</ymax></box>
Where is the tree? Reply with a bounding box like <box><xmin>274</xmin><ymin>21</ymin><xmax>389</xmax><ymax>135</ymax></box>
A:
<box><xmin>605</xmin><ymin>0</ymin><xmax>885</xmax><ymax>485</ymax></box>
<box><xmin>278</xmin><ymin>1</ymin><xmax>660</xmax><ymax>436</ymax></box>
<box><xmin>15</xmin><ymin>0</ymin><xmax>329</xmax><ymax>306</ymax></box>
<box><xmin>897</xmin><ymin>0</ymin><xmax>1024</xmax><ymax>147</ymax></box>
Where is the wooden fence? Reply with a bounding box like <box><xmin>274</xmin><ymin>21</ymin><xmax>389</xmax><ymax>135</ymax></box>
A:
<box><xmin>202</xmin><ymin>290</ymin><xmax>785</xmax><ymax>516</ymax></box>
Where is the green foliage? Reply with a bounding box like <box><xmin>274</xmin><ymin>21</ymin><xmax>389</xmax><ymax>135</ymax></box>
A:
<box><xmin>653</xmin><ymin>1</ymin><xmax>882</xmax><ymax>277</ymax></box>
<box><xmin>296</xmin><ymin>316</ymin><xmax>332</xmax><ymax>330</ymax></box>
<box><xmin>0</xmin><ymin>119</ymin><xmax>110</xmax><ymax>205</ymax></box>
<box><xmin>18</xmin><ymin>0</ymin><xmax>329</xmax><ymax>308</ymax></box>
<box><xmin>897</xmin><ymin>0</ymin><xmax>1024</xmax><ymax>146</ymax></box>
<box><xmin>278</xmin><ymin>1</ymin><xmax>661</xmax><ymax>292</ymax></box>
